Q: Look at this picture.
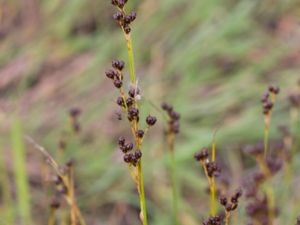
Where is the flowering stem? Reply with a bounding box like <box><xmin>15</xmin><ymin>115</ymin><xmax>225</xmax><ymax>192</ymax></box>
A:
<box><xmin>125</xmin><ymin>34</ymin><xmax>135</xmax><ymax>83</ymax></box>
<box><xmin>137</xmin><ymin>161</ymin><xmax>148</xmax><ymax>225</ymax></box>
<box><xmin>210</xmin><ymin>142</ymin><xmax>216</xmax><ymax>216</ymax></box>
<box><xmin>170</xmin><ymin>149</ymin><xmax>179</xmax><ymax>224</ymax></box>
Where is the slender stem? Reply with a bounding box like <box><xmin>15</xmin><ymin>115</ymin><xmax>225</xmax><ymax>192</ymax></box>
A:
<box><xmin>137</xmin><ymin>161</ymin><xmax>148</xmax><ymax>225</ymax></box>
<box><xmin>48</xmin><ymin>209</ymin><xmax>56</xmax><ymax>225</ymax></box>
<box><xmin>170</xmin><ymin>150</ymin><xmax>179</xmax><ymax>225</ymax></box>
<box><xmin>264</xmin><ymin>125</ymin><xmax>269</xmax><ymax>158</ymax></box>
<box><xmin>210</xmin><ymin>142</ymin><xmax>216</xmax><ymax>216</ymax></box>
<box><xmin>225</xmin><ymin>211</ymin><xmax>230</xmax><ymax>225</ymax></box>
<box><xmin>125</xmin><ymin>34</ymin><xmax>135</xmax><ymax>83</ymax></box>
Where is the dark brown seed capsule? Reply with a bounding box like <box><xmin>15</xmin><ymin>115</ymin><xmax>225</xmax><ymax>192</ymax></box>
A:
<box><xmin>124</xmin><ymin>143</ymin><xmax>134</xmax><ymax>151</ymax></box>
<box><xmin>124</xmin><ymin>154</ymin><xmax>132</xmax><ymax>163</ymax></box>
<box><xmin>146</xmin><ymin>115</ymin><xmax>157</xmax><ymax>126</ymax></box>
<box><xmin>220</xmin><ymin>196</ymin><xmax>227</xmax><ymax>206</ymax></box>
<box><xmin>124</xmin><ymin>15</ymin><xmax>132</xmax><ymax>24</ymax></box>
<box><xmin>128</xmin><ymin>108</ymin><xmax>139</xmax><ymax>117</ymax></box>
<box><xmin>69</xmin><ymin>108</ymin><xmax>81</xmax><ymax>118</ymax></box>
<box><xmin>118</xmin><ymin>136</ymin><xmax>125</xmax><ymax>146</ymax></box>
<box><xmin>124</xmin><ymin>26</ymin><xmax>131</xmax><ymax>34</ymax></box>
<box><xmin>161</xmin><ymin>102</ymin><xmax>173</xmax><ymax>112</ymax></box>
<box><xmin>113</xmin><ymin>11</ymin><xmax>124</xmax><ymax>21</ymax></box>
<box><xmin>111</xmin><ymin>0</ymin><xmax>118</xmax><ymax>6</ymax></box>
<box><xmin>114</xmin><ymin>80</ymin><xmax>122</xmax><ymax>88</ymax></box>
<box><xmin>137</xmin><ymin>130</ymin><xmax>144</xmax><ymax>138</ymax></box>
<box><xmin>126</xmin><ymin>97</ymin><xmax>134</xmax><ymax>107</ymax></box>
<box><xmin>50</xmin><ymin>198</ymin><xmax>60</xmax><ymax>209</ymax></box>
<box><xmin>117</xmin><ymin>96</ymin><xmax>125</xmax><ymax>107</ymax></box>
<box><xmin>112</xmin><ymin>60</ymin><xmax>125</xmax><ymax>71</ymax></box>
<box><xmin>134</xmin><ymin>149</ymin><xmax>142</xmax><ymax>159</ymax></box>
<box><xmin>129</xmin><ymin>12</ymin><xmax>137</xmax><ymax>22</ymax></box>
<box><xmin>128</xmin><ymin>87</ymin><xmax>139</xmax><ymax>97</ymax></box>
<box><xmin>105</xmin><ymin>69</ymin><xmax>117</xmax><ymax>79</ymax></box>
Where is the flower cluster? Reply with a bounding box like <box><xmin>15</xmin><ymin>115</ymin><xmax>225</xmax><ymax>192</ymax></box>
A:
<box><xmin>219</xmin><ymin>188</ymin><xmax>242</xmax><ymax>213</ymax></box>
<box><xmin>111</xmin><ymin>0</ymin><xmax>137</xmax><ymax>34</ymax></box>
<box><xmin>288</xmin><ymin>93</ymin><xmax>300</xmax><ymax>108</ymax></box>
<box><xmin>261</xmin><ymin>85</ymin><xmax>280</xmax><ymax>115</ymax></box>
<box><xmin>118</xmin><ymin>136</ymin><xmax>142</xmax><ymax>166</ymax></box>
<box><xmin>194</xmin><ymin>147</ymin><xmax>221</xmax><ymax>178</ymax></box>
<box><xmin>69</xmin><ymin>107</ymin><xmax>81</xmax><ymax>133</ymax></box>
<box><xmin>105</xmin><ymin>60</ymin><xmax>157</xmax><ymax>167</ymax></box>
<box><xmin>245</xmin><ymin>195</ymin><xmax>278</xmax><ymax>225</ymax></box>
<box><xmin>202</xmin><ymin>215</ymin><xmax>223</xmax><ymax>225</ymax></box>
<box><xmin>243</xmin><ymin>141</ymin><xmax>284</xmax><ymax>224</ymax></box>
<box><xmin>161</xmin><ymin>102</ymin><xmax>180</xmax><ymax>134</ymax></box>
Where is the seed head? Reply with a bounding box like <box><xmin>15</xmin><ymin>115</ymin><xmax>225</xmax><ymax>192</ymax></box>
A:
<box><xmin>146</xmin><ymin>115</ymin><xmax>157</xmax><ymax>126</ymax></box>
<box><xmin>112</xmin><ymin>60</ymin><xmax>125</xmax><ymax>71</ymax></box>
<box><xmin>114</xmin><ymin>80</ymin><xmax>122</xmax><ymax>88</ymax></box>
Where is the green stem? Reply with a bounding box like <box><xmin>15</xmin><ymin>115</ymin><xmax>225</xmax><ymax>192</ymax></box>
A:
<box><xmin>170</xmin><ymin>151</ymin><xmax>178</xmax><ymax>225</ymax></box>
<box><xmin>138</xmin><ymin>161</ymin><xmax>148</xmax><ymax>225</ymax></box>
<box><xmin>264</xmin><ymin>126</ymin><xmax>269</xmax><ymax>158</ymax></box>
<box><xmin>126</xmin><ymin>35</ymin><xmax>135</xmax><ymax>83</ymax></box>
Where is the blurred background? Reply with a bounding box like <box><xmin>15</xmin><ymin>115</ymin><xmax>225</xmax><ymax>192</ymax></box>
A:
<box><xmin>0</xmin><ymin>0</ymin><xmax>300</xmax><ymax>224</ymax></box>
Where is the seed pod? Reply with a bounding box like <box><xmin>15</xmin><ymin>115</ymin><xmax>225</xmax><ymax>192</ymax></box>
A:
<box><xmin>146</xmin><ymin>115</ymin><xmax>157</xmax><ymax>126</ymax></box>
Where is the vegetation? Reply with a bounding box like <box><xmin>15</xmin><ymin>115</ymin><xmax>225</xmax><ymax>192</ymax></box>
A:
<box><xmin>0</xmin><ymin>0</ymin><xmax>300</xmax><ymax>224</ymax></box>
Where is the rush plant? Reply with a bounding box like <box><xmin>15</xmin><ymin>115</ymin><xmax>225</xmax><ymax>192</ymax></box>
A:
<box><xmin>105</xmin><ymin>1</ymin><xmax>157</xmax><ymax>224</ymax></box>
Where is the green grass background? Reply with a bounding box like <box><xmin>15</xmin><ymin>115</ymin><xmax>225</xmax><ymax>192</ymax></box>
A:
<box><xmin>0</xmin><ymin>0</ymin><xmax>300</xmax><ymax>224</ymax></box>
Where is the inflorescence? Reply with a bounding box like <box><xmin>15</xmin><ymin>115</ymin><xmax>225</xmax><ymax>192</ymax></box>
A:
<box><xmin>161</xmin><ymin>102</ymin><xmax>180</xmax><ymax>134</ymax></box>
<box><xmin>105</xmin><ymin>59</ymin><xmax>157</xmax><ymax>167</ymax></box>
<box><xmin>261</xmin><ymin>85</ymin><xmax>280</xmax><ymax>115</ymax></box>
<box><xmin>194</xmin><ymin>147</ymin><xmax>221</xmax><ymax>178</ymax></box>
<box><xmin>111</xmin><ymin>0</ymin><xmax>137</xmax><ymax>34</ymax></box>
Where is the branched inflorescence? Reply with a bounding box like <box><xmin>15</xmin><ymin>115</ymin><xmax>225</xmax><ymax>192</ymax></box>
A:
<box><xmin>243</xmin><ymin>142</ymin><xmax>283</xmax><ymax>224</ymax></box>
<box><xmin>219</xmin><ymin>189</ymin><xmax>242</xmax><ymax>225</ymax></box>
<box><xmin>261</xmin><ymin>85</ymin><xmax>280</xmax><ymax>157</ymax></box>
<box><xmin>161</xmin><ymin>102</ymin><xmax>181</xmax><ymax>224</ymax></box>
<box><xmin>106</xmin><ymin>1</ymin><xmax>156</xmax><ymax>224</ymax></box>
<box><xmin>112</xmin><ymin>0</ymin><xmax>136</xmax><ymax>34</ymax></box>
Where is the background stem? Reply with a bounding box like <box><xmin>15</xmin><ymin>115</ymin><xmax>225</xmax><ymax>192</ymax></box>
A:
<box><xmin>137</xmin><ymin>161</ymin><xmax>148</xmax><ymax>225</ymax></box>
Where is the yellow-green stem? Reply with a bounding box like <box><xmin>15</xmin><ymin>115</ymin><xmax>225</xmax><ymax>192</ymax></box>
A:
<box><xmin>170</xmin><ymin>150</ymin><xmax>179</xmax><ymax>225</ymax></box>
<box><xmin>137</xmin><ymin>161</ymin><xmax>148</xmax><ymax>225</ymax></box>
<box><xmin>48</xmin><ymin>209</ymin><xmax>56</xmax><ymax>225</ymax></box>
<box><xmin>225</xmin><ymin>211</ymin><xmax>230</xmax><ymax>225</ymax></box>
<box><xmin>125</xmin><ymin>34</ymin><xmax>135</xmax><ymax>83</ymax></box>
<box><xmin>210</xmin><ymin>179</ymin><xmax>216</xmax><ymax>216</ymax></box>
<box><xmin>264</xmin><ymin>126</ymin><xmax>269</xmax><ymax>158</ymax></box>
<box><xmin>210</xmin><ymin>142</ymin><xmax>216</xmax><ymax>216</ymax></box>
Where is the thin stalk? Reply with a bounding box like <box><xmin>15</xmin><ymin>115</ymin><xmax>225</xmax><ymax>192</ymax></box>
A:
<box><xmin>264</xmin><ymin>125</ymin><xmax>269</xmax><ymax>158</ymax></box>
<box><xmin>137</xmin><ymin>161</ymin><xmax>148</xmax><ymax>225</ymax></box>
<box><xmin>170</xmin><ymin>150</ymin><xmax>178</xmax><ymax>225</ymax></box>
<box><xmin>225</xmin><ymin>211</ymin><xmax>230</xmax><ymax>225</ymax></box>
<box><xmin>167</xmin><ymin>132</ymin><xmax>178</xmax><ymax>224</ymax></box>
<box><xmin>210</xmin><ymin>142</ymin><xmax>216</xmax><ymax>216</ymax></box>
<box><xmin>125</xmin><ymin>34</ymin><xmax>135</xmax><ymax>83</ymax></box>
<box><xmin>48</xmin><ymin>209</ymin><xmax>56</xmax><ymax>225</ymax></box>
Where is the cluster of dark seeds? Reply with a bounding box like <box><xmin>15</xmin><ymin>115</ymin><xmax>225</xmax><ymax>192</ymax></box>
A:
<box><xmin>50</xmin><ymin>197</ymin><xmax>60</xmax><ymax>209</ymax></box>
<box><xmin>194</xmin><ymin>148</ymin><xmax>221</xmax><ymax>178</ymax></box>
<box><xmin>242</xmin><ymin>141</ymin><xmax>286</xmax><ymax>224</ymax></box>
<box><xmin>105</xmin><ymin>59</ymin><xmax>157</xmax><ymax>167</ymax></box>
<box><xmin>220</xmin><ymin>188</ymin><xmax>242</xmax><ymax>213</ymax></box>
<box><xmin>111</xmin><ymin>0</ymin><xmax>137</xmax><ymax>34</ymax></box>
<box><xmin>69</xmin><ymin>107</ymin><xmax>81</xmax><ymax>133</ymax></box>
<box><xmin>296</xmin><ymin>216</ymin><xmax>300</xmax><ymax>225</ymax></box>
<box><xmin>245</xmin><ymin>196</ymin><xmax>275</xmax><ymax>225</ymax></box>
<box><xmin>161</xmin><ymin>102</ymin><xmax>180</xmax><ymax>134</ymax></box>
<box><xmin>261</xmin><ymin>85</ymin><xmax>280</xmax><ymax>115</ymax></box>
<box><xmin>118</xmin><ymin>136</ymin><xmax>142</xmax><ymax>166</ymax></box>
<box><xmin>202</xmin><ymin>215</ymin><xmax>223</xmax><ymax>225</ymax></box>
<box><xmin>288</xmin><ymin>94</ymin><xmax>300</xmax><ymax>108</ymax></box>
<box><xmin>105</xmin><ymin>59</ymin><xmax>125</xmax><ymax>89</ymax></box>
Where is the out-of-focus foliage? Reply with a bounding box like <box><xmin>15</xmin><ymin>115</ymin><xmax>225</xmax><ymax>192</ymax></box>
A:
<box><xmin>0</xmin><ymin>0</ymin><xmax>300</xmax><ymax>224</ymax></box>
